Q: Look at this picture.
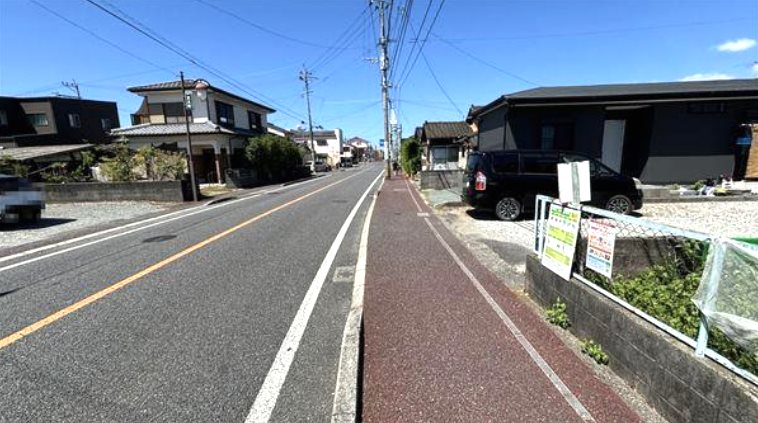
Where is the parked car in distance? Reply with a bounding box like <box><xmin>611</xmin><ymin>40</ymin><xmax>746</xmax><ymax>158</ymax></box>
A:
<box><xmin>306</xmin><ymin>160</ymin><xmax>329</xmax><ymax>173</ymax></box>
<box><xmin>0</xmin><ymin>174</ymin><xmax>45</xmax><ymax>224</ymax></box>
<box><xmin>462</xmin><ymin>150</ymin><xmax>643</xmax><ymax>221</ymax></box>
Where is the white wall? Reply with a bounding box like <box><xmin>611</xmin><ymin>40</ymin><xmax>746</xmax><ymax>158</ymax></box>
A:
<box><xmin>141</xmin><ymin>91</ymin><xmax>210</xmax><ymax>122</ymax></box>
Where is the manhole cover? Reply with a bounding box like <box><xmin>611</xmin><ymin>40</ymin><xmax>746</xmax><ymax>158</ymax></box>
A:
<box><xmin>332</xmin><ymin>266</ymin><xmax>354</xmax><ymax>283</ymax></box>
<box><xmin>142</xmin><ymin>235</ymin><xmax>177</xmax><ymax>243</ymax></box>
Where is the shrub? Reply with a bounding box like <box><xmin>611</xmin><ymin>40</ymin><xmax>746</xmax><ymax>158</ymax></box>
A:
<box><xmin>581</xmin><ymin>339</ymin><xmax>609</xmax><ymax>365</ymax></box>
<box><xmin>245</xmin><ymin>134</ymin><xmax>304</xmax><ymax>181</ymax></box>
<box><xmin>100</xmin><ymin>142</ymin><xmax>138</xmax><ymax>182</ymax></box>
<box><xmin>546</xmin><ymin>298</ymin><xmax>571</xmax><ymax>329</ymax></box>
<box><xmin>0</xmin><ymin>155</ymin><xmax>29</xmax><ymax>177</ymax></box>
<box><xmin>400</xmin><ymin>137</ymin><xmax>421</xmax><ymax>176</ymax></box>
<box><xmin>584</xmin><ymin>239</ymin><xmax>758</xmax><ymax>375</ymax></box>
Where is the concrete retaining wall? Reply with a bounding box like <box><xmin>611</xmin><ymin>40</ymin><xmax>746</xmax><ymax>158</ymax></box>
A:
<box><xmin>419</xmin><ymin>170</ymin><xmax>462</xmax><ymax>190</ymax></box>
<box><xmin>525</xmin><ymin>255</ymin><xmax>758</xmax><ymax>423</ymax></box>
<box><xmin>39</xmin><ymin>181</ymin><xmax>189</xmax><ymax>203</ymax></box>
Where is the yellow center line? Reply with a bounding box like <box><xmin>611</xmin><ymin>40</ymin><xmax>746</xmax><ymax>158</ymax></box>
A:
<box><xmin>0</xmin><ymin>172</ymin><xmax>365</xmax><ymax>351</ymax></box>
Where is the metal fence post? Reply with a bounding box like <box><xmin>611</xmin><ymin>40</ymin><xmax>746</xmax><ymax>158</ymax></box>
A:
<box><xmin>695</xmin><ymin>238</ymin><xmax>723</xmax><ymax>357</ymax></box>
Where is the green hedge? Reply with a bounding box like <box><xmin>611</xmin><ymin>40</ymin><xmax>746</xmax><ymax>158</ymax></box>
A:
<box><xmin>586</xmin><ymin>241</ymin><xmax>758</xmax><ymax>375</ymax></box>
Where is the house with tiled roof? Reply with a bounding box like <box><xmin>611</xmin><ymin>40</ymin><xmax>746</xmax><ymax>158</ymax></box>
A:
<box><xmin>415</xmin><ymin>121</ymin><xmax>475</xmax><ymax>171</ymax></box>
<box><xmin>111</xmin><ymin>78</ymin><xmax>275</xmax><ymax>184</ymax></box>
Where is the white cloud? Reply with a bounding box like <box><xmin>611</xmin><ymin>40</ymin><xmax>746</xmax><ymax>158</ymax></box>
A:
<box><xmin>752</xmin><ymin>63</ymin><xmax>758</xmax><ymax>75</ymax></box>
<box><xmin>680</xmin><ymin>73</ymin><xmax>736</xmax><ymax>82</ymax></box>
<box><xmin>716</xmin><ymin>38</ymin><xmax>756</xmax><ymax>52</ymax></box>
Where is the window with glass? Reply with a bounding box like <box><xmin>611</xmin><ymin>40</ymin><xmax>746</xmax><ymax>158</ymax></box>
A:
<box><xmin>101</xmin><ymin>118</ymin><xmax>112</xmax><ymax>131</ymax></box>
<box><xmin>248</xmin><ymin>110</ymin><xmax>262</xmax><ymax>131</ymax></box>
<box><xmin>163</xmin><ymin>102</ymin><xmax>188</xmax><ymax>123</ymax></box>
<box><xmin>68</xmin><ymin>113</ymin><xmax>81</xmax><ymax>128</ymax></box>
<box><xmin>0</xmin><ymin>110</ymin><xmax>7</xmax><ymax>126</ymax></box>
<box><xmin>520</xmin><ymin>153</ymin><xmax>559</xmax><ymax>174</ymax></box>
<box><xmin>316</xmin><ymin>139</ymin><xmax>328</xmax><ymax>146</ymax></box>
<box><xmin>559</xmin><ymin>153</ymin><xmax>616</xmax><ymax>176</ymax></box>
<box><xmin>215</xmin><ymin>101</ymin><xmax>235</xmax><ymax>127</ymax></box>
<box><xmin>540</xmin><ymin>125</ymin><xmax>555</xmax><ymax>150</ymax></box>
<box><xmin>492</xmin><ymin>153</ymin><xmax>519</xmax><ymax>174</ymax></box>
<box><xmin>27</xmin><ymin>113</ymin><xmax>49</xmax><ymax>126</ymax></box>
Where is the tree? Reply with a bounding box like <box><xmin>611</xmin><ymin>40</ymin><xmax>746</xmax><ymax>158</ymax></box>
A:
<box><xmin>400</xmin><ymin>136</ymin><xmax>422</xmax><ymax>176</ymax></box>
<box><xmin>245</xmin><ymin>134</ymin><xmax>304</xmax><ymax>181</ymax></box>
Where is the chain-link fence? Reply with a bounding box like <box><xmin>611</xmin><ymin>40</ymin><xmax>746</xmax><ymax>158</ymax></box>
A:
<box><xmin>533</xmin><ymin>195</ymin><xmax>758</xmax><ymax>386</ymax></box>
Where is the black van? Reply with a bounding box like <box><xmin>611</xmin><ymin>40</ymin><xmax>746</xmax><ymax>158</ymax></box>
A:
<box><xmin>462</xmin><ymin>150</ymin><xmax>643</xmax><ymax>221</ymax></box>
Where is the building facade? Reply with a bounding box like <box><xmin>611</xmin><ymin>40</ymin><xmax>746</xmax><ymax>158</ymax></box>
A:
<box><xmin>292</xmin><ymin>129</ymin><xmax>343</xmax><ymax>167</ymax></box>
<box><xmin>415</xmin><ymin>121</ymin><xmax>474</xmax><ymax>171</ymax></box>
<box><xmin>0</xmin><ymin>96</ymin><xmax>118</xmax><ymax>148</ymax></box>
<box><xmin>111</xmin><ymin>79</ymin><xmax>275</xmax><ymax>184</ymax></box>
<box><xmin>469</xmin><ymin>79</ymin><xmax>758</xmax><ymax>183</ymax></box>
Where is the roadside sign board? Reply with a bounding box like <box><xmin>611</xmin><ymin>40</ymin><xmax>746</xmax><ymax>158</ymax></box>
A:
<box><xmin>541</xmin><ymin>204</ymin><xmax>581</xmax><ymax>280</ymax></box>
<box><xmin>558</xmin><ymin>161</ymin><xmax>591</xmax><ymax>204</ymax></box>
<box><xmin>585</xmin><ymin>219</ymin><xmax>617</xmax><ymax>279</ymax></box>
<box><xmin>379</xmin><ymin>139</ymin><xmax>384</xmax><ymax>147</ymax></box>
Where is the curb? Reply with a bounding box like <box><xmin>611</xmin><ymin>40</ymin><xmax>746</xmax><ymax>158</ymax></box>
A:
<box><xmin>331</xmin><ymin>182</ymin><xmax>382</xmax><ymax>423</ymax></box>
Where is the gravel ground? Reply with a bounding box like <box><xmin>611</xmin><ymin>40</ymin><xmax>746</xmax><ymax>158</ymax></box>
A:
<box><xmin>637</xmin><ymin>201</ymin><xmax>758</xmax><ymax>237</ymax></box>
<box><xmin>0</xmin><ymin>201</ymin><xmax>172</xmax><ymax>249</ymax></box>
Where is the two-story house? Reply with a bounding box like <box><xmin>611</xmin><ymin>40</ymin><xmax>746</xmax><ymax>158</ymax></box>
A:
<box><xmin>0</xmin><ymin>96</ymin><xmax>119</xmax><ymax>148</ymax></box>
<box><xmin>292</xmin><ymin>128</ymin><xmax>343</xmax><ymax>168</ymax></box>
<box><xmin>111</xmin><ymin>79</ymin><xmax>275</xmax><ymax>184</ymax></box>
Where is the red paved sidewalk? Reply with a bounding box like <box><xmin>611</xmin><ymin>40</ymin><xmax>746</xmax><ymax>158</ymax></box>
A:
<box><xmin>362</xmin><ymin>178</ymin><xmax>641</xmax><ymax>422</ymax></box>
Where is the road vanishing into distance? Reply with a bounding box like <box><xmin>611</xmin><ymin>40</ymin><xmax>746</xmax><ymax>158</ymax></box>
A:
<box><xmin>0</xmin><ymin>164</ymin><xmax>383</xmax><ymax>422</ymax></box>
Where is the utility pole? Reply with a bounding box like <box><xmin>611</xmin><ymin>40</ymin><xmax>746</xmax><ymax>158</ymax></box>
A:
<box><xmin>373</xmin><ymin>0</ymin><xmax>392</xmax><ymax>178</ymax></box>
<box><xmin>179</xmin><ymin>71</ymin><xmax>198</xmax><ymax>202</ymax></box>
<box><xmin>61</xmin><ymin>79</ymin><xmax>81</xmax><ymax>99</ymax></box>
<box><xmin>299</xmin><ymin>66</ymin><xmax>317</xmax><ymax>167</ymax></box>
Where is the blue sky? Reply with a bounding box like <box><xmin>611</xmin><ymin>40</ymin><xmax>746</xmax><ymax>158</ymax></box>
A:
<box><xmin>1</xmin><ymin>0</ymin><xmax>757</xmax><ymax>146</ymax></box>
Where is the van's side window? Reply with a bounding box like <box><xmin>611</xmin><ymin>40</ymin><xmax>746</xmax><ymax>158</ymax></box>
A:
<box><xmin>492</xmin><ymin>153</ymin><xmax>518</xmax><ymax>174</ymax></box>
<box><xmin>521</xmin><ymin>153</ymin><xmax>558</xmax><ymax>174</ymax></box>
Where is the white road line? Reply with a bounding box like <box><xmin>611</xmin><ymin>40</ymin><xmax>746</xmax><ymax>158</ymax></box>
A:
<box><xmin>422</xmin><ymin>217</ymin><xmax>596</xmax><ymax>422</ymax></box>
<box><xmin>403</xmin><ymin>178</ymin><xmax>423</xmax><ymax>213</ymax></box>
<box><xmin>245</xmin><ymin>171</ymin><xmax>384</xmax><ymax>423</ymax></box>
<box><xmin>330</xmin><ymin>178</ymin><xmax>383</xmax><ymax>423</ymax></box>
<box><xmin>0</xmin><ymin>174</ymin><xmax>336</xmax><ymax>273</ymax></box>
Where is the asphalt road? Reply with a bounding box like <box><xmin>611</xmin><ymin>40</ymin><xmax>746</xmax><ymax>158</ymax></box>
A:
<box><xmin>0</xmin><ymin>164</ymin><xmax>383</xmax><ymax>422</ymax></box>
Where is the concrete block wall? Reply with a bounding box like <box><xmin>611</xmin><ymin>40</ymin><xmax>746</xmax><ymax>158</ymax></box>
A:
<box><xmin>419</xmin><ymin>170</ymin><xmax>463</xmax><ymax>191</ymax></box>
<box><xmin>40</xmin><ymin>181</ymin><xmax>188</xmax><ymax>203</ymax></box>
<box><xmin>525</xmin><ymin>255</ymin><xmax>758</xmax><ymax>423</ymax></box>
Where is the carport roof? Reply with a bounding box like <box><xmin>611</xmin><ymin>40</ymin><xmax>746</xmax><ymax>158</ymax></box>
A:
<box><xmin>0</xmin><ymin>144</ymin><xmax>93</xmax><ymax>161</ymax></box>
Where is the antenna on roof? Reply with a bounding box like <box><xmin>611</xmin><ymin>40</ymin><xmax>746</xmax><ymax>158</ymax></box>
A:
<box><xmin>61</xmin><ymin>79</ymin><xmax>81</xmax><ymax>99</ymax></box>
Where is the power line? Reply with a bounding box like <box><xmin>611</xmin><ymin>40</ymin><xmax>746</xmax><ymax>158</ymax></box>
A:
<box><xmin>395</xmin><ymin>0</ymin><xmax>446</xmax><ymax>90</ymax></box>
<box><xmin>82</xmin><ymin>0</ymin><xmax>307</xmax><ymax>121</ymax></box>
<box><xmin>432</xmin><ymin>34</ymin><xmax>539</xmax><ymax>86</ymax></box>
<box><xmin>308</xmin><ymin>6</ymin><xmax>371</xmax><ymax>72</ymax></box>
<box><xmin>389</xmin><ymin>0</ymin><xmax>414</xmax><ymax>79</ymax></box>
<box><xmin>391</xmin><ymin>0</ymin><xmax>432</xmax><ymax>82</ymax></box>
<box><xmin>29</xmin><ymin>0</ymin><xmax>175</xmax><ymax>76</ymax></box>
<box><xmin>193</xmin><ymin>0</ymin><xmax>358</xmax><ymax>50</ymax></box>
<box><xmin>420</xmin><ymin>51</ymin><xmax>462</xmax><ymax>116</ymax></box>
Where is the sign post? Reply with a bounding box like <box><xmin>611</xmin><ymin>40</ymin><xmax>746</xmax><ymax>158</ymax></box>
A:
<box><xmin>540</xmin><ymin>205</ymin><xmax>582</xmax><ymax>280</ymax></box>
<box><xmin>585</xmin><ymin>219</ymin><xmax>617</xmax><ymax>279</ymax></box>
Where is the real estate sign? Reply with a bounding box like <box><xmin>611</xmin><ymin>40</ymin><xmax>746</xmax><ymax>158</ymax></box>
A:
<box><xmin>585</xmin><ymin>219</ymin><xmax>617</xmax><ymax>279</ymax></box>
<box><xmin>541</xmin><ymin>204</ymin><xmax>581</xmax><ymax>280</ymax></box>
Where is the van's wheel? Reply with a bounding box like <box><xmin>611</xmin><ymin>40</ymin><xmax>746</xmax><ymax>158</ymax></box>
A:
<box><xmin>20</xmin><ymin>208</ymin><xmax>41</xmax><ymax>223</ymax></box>
<box><xmin>606</xmin><ymin>195</ymin><xmax>633</xmax><ymax>215</ymax></box>
<box><xmin>495</xmin><ymin>197</ymin><xmax>522</xmax><ymax>221</ymax></box>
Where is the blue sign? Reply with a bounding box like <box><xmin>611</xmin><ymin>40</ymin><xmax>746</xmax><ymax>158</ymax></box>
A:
<box><xmin>379</xmin><ymin>139</ymin><xmax>384</xmax><ymax>147</ymax></box>
<box><xmin>736</xmin><ymin>136</ymin><xmax>752</xmax><ymax>146</ymax></box>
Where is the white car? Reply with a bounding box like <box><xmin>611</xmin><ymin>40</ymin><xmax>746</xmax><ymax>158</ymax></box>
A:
<box><xmin>306</xmin><ymin>161</ymin><xmax>329</xmax><ymax>173</ymax></box>
<box><xmin>0</xmin><ymin>174</ymin><xmax>45</xmax><ymax>224</ymax></box>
